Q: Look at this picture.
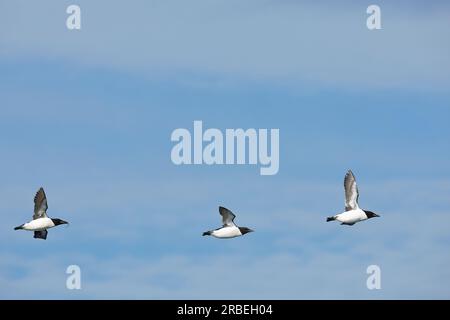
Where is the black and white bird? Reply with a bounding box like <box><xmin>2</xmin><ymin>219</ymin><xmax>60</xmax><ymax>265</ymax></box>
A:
<box><xmin>14</xmin><ymin>187</ymin><xmax>68</xmax><ymax>239</ymax></box>
<box><xmin>327</xmin><ymin>170</ymin><xmax>380</xmax><ymax>226</ymax></box>
<box><xmin>203</xmin><ymin>206</ymin><xmax>254</xmax><ymax>239</ymax></box>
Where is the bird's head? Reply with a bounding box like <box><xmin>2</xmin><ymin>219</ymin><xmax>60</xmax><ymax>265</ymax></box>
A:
<box><xmin>51</xmin><ymin>218</ymin><xmax>69</xmax><ymax>226</ymax></box>
<box><xmin>364</xmin><ymin>210</ymin><xmax>380</xmax><ymax>219</ymax></box>
<box><xmin>239</xmin><ymin>227</ymin><xmax>254</xmax><ymax>235</ymax></box>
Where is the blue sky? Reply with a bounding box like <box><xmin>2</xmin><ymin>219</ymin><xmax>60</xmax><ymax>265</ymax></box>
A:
<box><xmin>0</xmin><ymin>0</ymin><xmax>449</xmax><ymax>299</ymax></box>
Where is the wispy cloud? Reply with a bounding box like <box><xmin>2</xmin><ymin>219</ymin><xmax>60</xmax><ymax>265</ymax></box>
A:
<box><xmin>1</xmin><ymin>0</ymin><xmax>449</xmax><ymax>90</ymax></box>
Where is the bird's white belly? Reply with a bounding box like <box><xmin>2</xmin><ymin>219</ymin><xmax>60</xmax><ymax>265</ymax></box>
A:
<box><xmin>336</xmin><ymin>209</ymin><xmax>367</xmax><ymax>224</ymax></box>
<box><xmin>23</xmin><ymin>218</ymin><xmax>54</xmax><ymax>231</ymax></box>
<box><xmin>212</xmin><ymin>226</ymin><xmax>241</xmax><ymax>238</ymax></box>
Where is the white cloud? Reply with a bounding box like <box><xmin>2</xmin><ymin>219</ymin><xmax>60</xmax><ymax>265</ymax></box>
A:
<box><xmin>1</xmin><ymin>0</ymin><xmax>449</xmax><ymax>90</ymax></box>
<box><xmin>1</xmin><ymin>176</ymin><xmax>450</xmax><ymax>299</ymax></box>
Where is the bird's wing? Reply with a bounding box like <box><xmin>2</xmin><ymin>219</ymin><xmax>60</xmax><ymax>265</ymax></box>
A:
<box><xmin>219</xmin><ymin>206</ymin><xmax>236</xmax><ymax>227</ymax></box>
<box><xmin>344</xmin><ymin>170</ymin><xmax>360</xmax><ymax>211</ymax></box>
<box><xmin>33</xmin><ymin>188</ymin><xmax>48</xmax><ymax>220</ymax></box>
<box><xmin>34</xmin><ymin>230</ymin><xmax>48</xmax><ymax>240</ymax></box>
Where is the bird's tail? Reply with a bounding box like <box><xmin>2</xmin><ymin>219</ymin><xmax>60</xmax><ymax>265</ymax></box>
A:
<box><xmin>326</xmin><ymin>216</ymin><xmax>336</xmax><ymax>222</ymax></box>
<box><xmin>202</xmin><ymin>231</ymin><xmax>212</xmax><ymax>236</ymax></box>
<box><xmin>14</xmin><ymin>224</ymin><xmax>24</xmax><ymax>230</ymax></box>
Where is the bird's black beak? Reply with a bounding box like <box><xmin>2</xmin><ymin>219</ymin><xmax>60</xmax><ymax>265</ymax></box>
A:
<box><xmin>364</xmin><ymin>210</ymin><xmax>380</xmax><ymax>219</ymax></box>
<box><xmin>58</xmin><ymin>219</ymin><xmax>69</xmax><ymax>226</ymax></box>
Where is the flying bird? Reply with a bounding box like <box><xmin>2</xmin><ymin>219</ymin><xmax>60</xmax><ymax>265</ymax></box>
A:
<box><xmin>14</xmin><ymin>187</ymin><xmax>68</xmax><ymax>239</ymax></box>
<box><xmin>203</xmin><ymin>206</ymin><xmax>254</xmax><ymax>238</ymax></box>
<box><xmin>327</xmin><ymin>170</ymin><xmax>380</xmax><ymax>226</ymax></box>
